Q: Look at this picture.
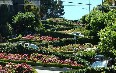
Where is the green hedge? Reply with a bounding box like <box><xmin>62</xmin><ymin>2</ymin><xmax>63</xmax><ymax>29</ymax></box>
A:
<box><xmin>60</xmin><ymin>67</ymin><xmax>116</xmax><ymax>73</ymax></box>
<box><xmin>50</xmin><ymin>27</ymin><xmax>73</xmax><ymax>31</ymax></box>
<box><xmin>0</xmin><ymin>44</ymin><xmax>38</xmax><ymax>54</ymax></box>
<box><xmin>8</xmin><ymin>38</ymin><xmax>42</xmax><ymax>43</ymax></box>
<box><xmin>42</xmin><ymin>51</ymin><xmax>90</xmax><ymax>66</ymax></box>
<box><xmin>39</xmin><ymin>37</ymin><xmax>97</xmax><ymax>47</ymax></box>
<box><xmin>75</xmin><ymin>51</ymin><xmax>96</xmax><ymax>63</ymax></box>
<box><xmin>40</xmin><ymin>31</ymin><xmax>74</xmax><ymax>38</ymax></box>
<box><xmin>43</xmin><ymin>23</ymin><xmax>74</xmax><ymax>31</ymax></box>
<box><xmin>78</xmin><ymin>36</ymin><xmax>99</xmax><ymax>45</ymax></box>
<box><xmin>59</xmin><ymin>51</ymin><xmax>74</xmax><ymax>54</ymax></box>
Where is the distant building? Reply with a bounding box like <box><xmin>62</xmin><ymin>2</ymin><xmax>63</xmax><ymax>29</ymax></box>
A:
<box><xmin>0</xmin><ymin>0</ymin><xmax>40</xmax><ymax>13</ymax></box>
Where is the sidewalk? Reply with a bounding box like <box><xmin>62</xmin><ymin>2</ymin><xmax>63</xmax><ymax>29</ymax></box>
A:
<box><xmin>33</xmin><ymin>66</ymin><xmax>72</xmax><ymax>73</ymax></box>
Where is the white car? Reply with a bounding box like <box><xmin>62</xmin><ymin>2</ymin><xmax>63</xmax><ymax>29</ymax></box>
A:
<box><xmin>24</xmin><ymin>43</ymin><xmax>39</xmax><ymax>49</ymax></box>
<box><xmin>72</xmin><ymin>32</ymin><xmax>84</xmax><ymax>37</ymax></box>
<box><xmin>91</xmin><ymin>60</ymin><xmax>108</xmax><ymax>68</ymax></box>
<box><xmin>91</xmin><ymin>55</ymin><xmax>109</xmax><ymax>68</ymax></box>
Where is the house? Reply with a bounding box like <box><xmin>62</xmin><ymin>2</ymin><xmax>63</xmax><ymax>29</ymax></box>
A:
<box><xmin>0</xmin><ymin>0</ymin><xmax>40</xmax><ymax>13</ymax></box>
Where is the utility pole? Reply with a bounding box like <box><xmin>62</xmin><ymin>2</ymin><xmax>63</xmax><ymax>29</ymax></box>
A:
<box><xmin>102</xmin><ymin>0</ymin><xmax>104</xmax><ymax>13</ymax></box>
<box><xmin>88</xmin><ymin>0</ymin><xmax>91</xmax><ymax>23</ymax></box>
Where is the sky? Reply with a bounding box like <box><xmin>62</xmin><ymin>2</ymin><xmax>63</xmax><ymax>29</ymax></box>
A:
<box><xmin>62</xmin><ymin>0</ymin><xmax>103</xmax><ymax>20</ymax></box>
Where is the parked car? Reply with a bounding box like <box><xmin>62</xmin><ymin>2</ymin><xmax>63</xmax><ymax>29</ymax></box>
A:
<box><xmin>24</xmin><ymin>43</ymin><xmax>39</xmax><ymax>49</ymax></box>
<box><xmin>91</xmin><ymin>60</ymin><xmax>108</xmax><ymax>68</ymax></box>
<box><xmin>72</xmin><ymin>32</ymin><xmax>84</xmax><ymax>37</ymax></box>
<box><xmin>91</xmin><ymin>55</ymin><xmax>107</xmax><ymax>68</ymax></box>
<box><xmin>91</xmin><ymin>55</ymin><xmax>114</xmax><ymax>68</ymax></box>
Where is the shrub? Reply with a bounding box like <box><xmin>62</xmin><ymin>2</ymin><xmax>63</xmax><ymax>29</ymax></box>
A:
<box><xmin>60</xmin><ymin>66</ymin><xmax>116</xmax><ymax>73</ymax></box>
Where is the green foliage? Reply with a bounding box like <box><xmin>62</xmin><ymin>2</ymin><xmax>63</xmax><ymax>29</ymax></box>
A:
<box><xmin>98</xmin><ymin>24</ymin><xmax>116</xmax><ymax>57</ymax></box>
<box><xmin>0</xmin><ymin>23</ymin><xmax>13</xmax><ymax>37</ymax></box>
<box><xmin>0</xmin><ymin>43</ymin><xmax>38</xmax><ymax>54</ymax></box>
<box><xmin>61</xmin><ymin>66</ymin><xmax>116</xmax><ymax>73</ymax></box>
<box><xmin>83</xmin><ymin>9</ymin><xmax>116</xmax><ymax>36</ymax></box>
<box><xmin>12</xmin><ymin>12</ymin><xmax>41</xmax><ymax>34</ymax></box>
<box><xmin>24</xmin><ymin>0</ymin><xmax>39</xmax><ymax>14</ymax></box>
<box><xmin>80</xmin><ymin>14</ymin><xmax>88</xmax><ymax>24</ymax></box>
<box><xmin>105</xmin><ymin>10</ymin><xmax>116</xmax><ymax>26</ymax></box>
<box><xmin>86</xmin><ymin>10</ymin><xmax>107</xmax><ymax>34</ymax></box>
<box><xmin>40</xmin><ymin>0</ymin><xmax>64</xmax><ymax>19</ymax></box>
<box><xmin>97</xmin><ymin>5</ymin><xmax>110</xmax><ymax>13</ymax></box>
<box><xmin>76</xmin><ymin>51</ymin><xmax>96</xmax><ymax>62</ymax></box>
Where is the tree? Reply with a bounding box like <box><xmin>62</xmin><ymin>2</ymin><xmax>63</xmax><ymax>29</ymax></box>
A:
<box><xmin>40</xmin><ymin>0</ymin><xmax>64</xmax><ymax>19</ymax></box>
<box><xmin>98</xmin><ymin>24</ymin><xmax>116</xmax><ymax>57</ymax></box>
<box><xmin>80</xmin><ymin>14</ymin><xmax>88</xmax><ymax>24</ymax></box>
<box><xmin>24</xmin><ymin>0</ymin><xmax>40</xmax><ymax>17</ymax></box>
<box><xmin>83</xmin><ymin>10</ymin><xmax>107</xmax><ymax>36</ymax></box>
<box><xmin>12</xmin><ymin>12</ymin><xmax>42</xmax><ymax>34</ymax></box>
<box><xmin>97</xmin><ymin>4</ymin><xmax>110</xmax><ymax>13</ymax></box>
<box><xmin>48</xmin><ymin>0</ymin><xmax>65</xmax><ymax>18</ymax></box>
<box><xmin>105</xmin><ymin>9</ymin><xmax>116</xmax><ymax>26</ymax></box>
<box><xmin>84</xmin><ymin>9</ymin><xmax>116</xmax><ymax>36</ymax></box>
<box><xmin>97</xmin><ymin>9</ymin><xmax>116</xmax><ymax>57</ymax></box>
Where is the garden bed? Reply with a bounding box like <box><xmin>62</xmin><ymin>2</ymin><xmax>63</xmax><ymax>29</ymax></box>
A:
<box><xmin>0</xmin><ymin>61</ymin><xmax>37</xmax><ymax>73</ymax></box>
<box><xmin>0</xmin><ymin>53</ymin><xmax>84</xmax><ymax>69</ymax></box>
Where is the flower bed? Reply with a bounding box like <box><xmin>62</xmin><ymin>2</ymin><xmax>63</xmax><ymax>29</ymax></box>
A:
<box><xmin>40</xmin><ymin>36</ymin><xmax>59</xmax><ymax>41</ymax></box>
<box><xmin>42</xmin><ymin>44</ymin><xmax>88</xmax><ymax>52</ymax></box>
<box><xmin>0</xmin><ymin>62</ymin><xmax>35</xmax><ymax>73</ymax></box>
<box><xmin>0</xmin><ymin>53</ymin><xmax>83</xmax><ymax>69</ymax></box>
<box><xmin>22</xmin><ymin>35</ymin><xmax>59</xmax><ymax>41</ymax></box>
<box><xmin>0</xmin><ymin>44</ymin><xmax>90</xmax><ymax>66</ymax></box>
<box><xmin>9</xmin><ymin>34</ymin><xmax>60</xmax><ymax>43</ymax></box>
